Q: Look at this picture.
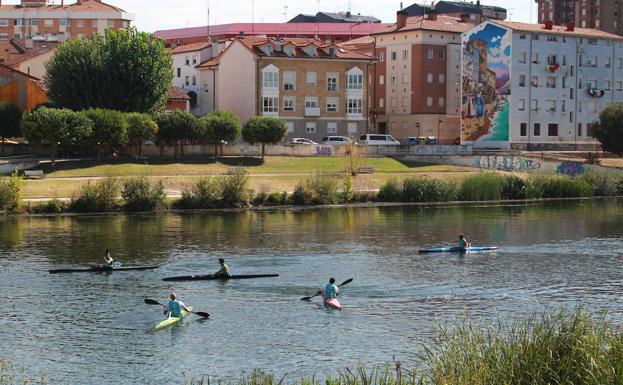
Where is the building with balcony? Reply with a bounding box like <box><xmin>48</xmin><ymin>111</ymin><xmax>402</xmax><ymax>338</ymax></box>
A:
<box><xmin>0</xmin><ymin>0</ymin><xmax>133</xmax><ymax>43</ymax></box>
<box><xmin>461</xmin><ymin>19</ymin><xmax>623</xmax><ymax>150</ymax></box>
<box><xmin>197</xmin><ymin>37</ymin><xmax>375</xmax><ymax>141</ymax></box>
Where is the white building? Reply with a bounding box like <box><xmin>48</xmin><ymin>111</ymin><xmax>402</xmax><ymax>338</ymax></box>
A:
<box><xmin>461</xmin><ymin>20</ymin><xmax>623</xmax><ymax>150</ymax></box>
<box><xmin>169</xmin><ymin>42</ymin><xmax>216</xmax><ymax>115</ymax></box>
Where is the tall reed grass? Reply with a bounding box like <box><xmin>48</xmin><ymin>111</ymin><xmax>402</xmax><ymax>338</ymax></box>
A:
<box><xmin>68</xmin><ymin>177</ymin><xmax>119</xmax><ymax>212</ymax></box>
<box><xmin>175</xmin><ymin>168</ymin><xmax>251</xmax><ymax>209</ymax></box>
<box><xmin>0</xmin><ymin>172</ymin><xmax>23</xmax><ymax>212</ymax></box>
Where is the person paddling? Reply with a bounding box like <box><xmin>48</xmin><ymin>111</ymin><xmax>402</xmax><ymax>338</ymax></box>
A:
<box><xmin>103</xmin><ymin>249</ymin><xmax>114</xmax><ymax>269</ymax></box>
<box><xmin>162</xmin><ymin>293</ymin><xmax>190</xmax><ymax>318</ymax></box>
<box><xmin>214</xmin><ymin>258</ymin><xmax>231</xmax><ymax>278</ymax></box>
<box><xmin>320</xmin><ymin>277</ymin><xmax>339</xmax><ymax>300</ymax></box>
<box><xmin>457</xmin><ymin>234</ymin><xmax>470</xmax><ymax>249</ymax></box>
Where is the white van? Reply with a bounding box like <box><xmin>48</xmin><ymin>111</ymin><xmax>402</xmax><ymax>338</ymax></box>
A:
<box><xmin>359</xmin><ymin>134</ymin><xmax>400</xmax><ymax>145</ymax></box>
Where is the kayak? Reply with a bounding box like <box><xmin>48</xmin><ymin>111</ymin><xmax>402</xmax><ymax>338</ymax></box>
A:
<box><xmin>49</xmin><ymin>265</ymin><xmax>160</xmax><ymax>274</ymax></box>
<box><xmin>418</xmin><ymin>246</ymin><xmax>498</xmax><ymax>254</ymax></box>
<box><xmin>153</xmin><ymin>306</ymin><xmax>192</xmax><ymax>331</ymax></box>
<box><xmin>323</xmin><ymin>298</ymin><xmax>342</xmax><ymax>310</ymax></box>
<box><xmin>162</xmin><ymin>273</ymin><xmax>279</xmax><ymax>282</ymax></box>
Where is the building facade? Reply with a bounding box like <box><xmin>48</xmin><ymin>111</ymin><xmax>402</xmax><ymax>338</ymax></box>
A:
<box><xmin>371</xmin><ymin>12</ymin><xmax>472</xmax><ymax>143</ymax></box>
<box><xmin>197</xmin><ymin>37</ymin><xmax>375</xmax><ymax>141</ymax></box>
<box><xmin>0</xmin><ymin>0</ymin><xmax>133</xmax><ymax>42</ymax></box>
<box><xmin>462</xmin><ymin>20</ymin><xmax>623</xmax><ymax>150</ymax></box>
<box><xmin>404</xmin><ymin>1</ymin><xmax>507</xmax><ymax>22</ymax></box>
<box><xmin>536</xmin><ymin>0</ymin><xmax>623</xmax><ymax>36</ymax></box>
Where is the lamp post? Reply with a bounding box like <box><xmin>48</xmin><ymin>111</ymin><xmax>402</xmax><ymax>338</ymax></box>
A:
<box><xmin>437</xmin><ymin>119</ymin><xmax>442</xmax><ymax>144</ymax></box>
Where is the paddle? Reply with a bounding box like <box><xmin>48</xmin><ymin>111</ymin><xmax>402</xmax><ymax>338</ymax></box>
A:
<box><xmin>144</xmin><ymin>298</ymin><xmax>210</xmax><ymax>318</ymax></box>
<box><xmin>300</xmin><ymin>278</ymin><xmax>353</xmax><ymax>301</ymax></box>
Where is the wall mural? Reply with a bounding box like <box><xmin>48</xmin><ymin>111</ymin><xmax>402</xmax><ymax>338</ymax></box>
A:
<box><xmin>462</xmin><ymin>23</ymin><xmax>511</xmax><ymax>146</ymax></box>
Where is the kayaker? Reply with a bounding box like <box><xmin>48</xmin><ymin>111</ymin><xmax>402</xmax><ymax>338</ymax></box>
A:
<box><xmin>103</xmin><ymin>249</ymin><xmax>114</xmax><ymax>269</ymax></box>
<box><xmin>162</xmin><ymin>293</ymin><xmax>190</xmax><ymax>318</ymax></box>
<box><xmin>214</xmin><ymin>258</ymin><xmax>231</xmax><ymax>278</ymax></box>
<box><xmin>320</xmin><ymin>277</ymin><xmax>339</xmax><ymax>300</ymax></box>
<box><xmin>457</xmin><ymin>235</ymin><xmax>470</xmax><ymax>249</ymax></box>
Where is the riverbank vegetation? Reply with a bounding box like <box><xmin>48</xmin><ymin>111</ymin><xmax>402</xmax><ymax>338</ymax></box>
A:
<box><xmin>0</xmin><ymin>357</ymin><xmax>45</xmax><ymax>385</ymax></box>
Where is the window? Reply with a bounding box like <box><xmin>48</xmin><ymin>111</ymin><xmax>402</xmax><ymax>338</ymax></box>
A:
<box><xmin>346</xmin><ymin>98</ymin><xmax>363</xmax><ymax>114</ymax></box>
<box><xmin>283</xmin><ymin>97</ymin><xmax>296</xmax><ymax>112</ymax></box>
<box><xmin>561</xmin><ymin>100</ymin><xmax>566</xmax><ymax>112</ymax></box>
<box><xmin>327</xmin><ymin>73</ymin><xmax>338</xmax><ymax>91</ymax></box>
<box><xmin>519</xmin><ymin>33</ymin><xmax>526</xmax><ymax>40</ymax></box>
<box><xmin>546</xmin><ymin>99</ymin><xmax>556</xmax><ymax>112</ymax></box>
<box><xmin>546</xmin><ymin>54</ymin><xmax>557</xmax><ymax>65</ymax></box>
<box><xmin>427</xmin><ymin>73</ymin><xmax>433</xmax><ymax>83</ymax></box>
<box><xmin>58</xmin><ymin>18</ymin><xmax>68</xmax><ymax>26</ymax></box>
<box><xmin>30</xmin><ymin>19</ymin><xmax>38</xmax><ymax>26</ymax></box>
<box><xmin>44</xmin><ymin>19</ymin><xmax>53</xmax><ymax>27</ymax></box>
<box><xmin>283</xmin><ymin>71</ymin><xmax>296</xmax><ymax>91</ymax></box>
<box><xmin>378</xmin><ymin>98</ymin><xmax>384</xmax><ymax>108</ymax></box>
<box><xmin>391</xmin><ymin>75</ymin><xmax>397</xmax><ymax>85</ymax></box>
<box><xmin>347</xmin><ymin>122</ymin><xmax>358</xmax><ymax>133</ymax></box>
<box><xmin>519</xmin><ymin>51</ymin><xmax>527</xmax><ymax>64</ymax></box>
<box><xmin>306</xmin><ymin>122</ymin><xmax>316</xmax><ymax>134</ymax></box>
<box><xmin>427</xmin><ymin>49</ymin><xmax>434</xmax><ymax>59</ymax></box>
<box><xmin>379</xmin><ymin>75</ymin><xmax>384</xmax><ymax>85</ymax></box>
<box><xmin>262</xmin><ymin>97</ymin><xmax>279</xmax><ymax>113</ymax></box>
<box><xmin>588</xmin><ymin>38</ymin><xmax>598</xmax><ymax>45</ymax></box>
<box><xmin>605</xmin><ymin>57</ymin><xmax>611</xmax><ymax>68</ymax></box>
<box><xmin>305</xmin><ymin>97</ymin><xmax>319</xmax><ymax>109</ymax></box>
<box><xmin>531</xmin><ymin>99</ymin><xmax>538</xmax><ymax>111</ymax></box>
<box><xmin>192</xmin><ymin>55</ymin><xmax>197</xmax><ymax>65</ymax></box>
<box><xmin>402</xmin><ymin>49</ymin><xmax>408</xmax><ymax>60</ymax></box>
<box><xmin>0</xmin><ymin>19</ymin><xmax>7</xmax><ymax>27</ymax></box>
<box><xmin>438</xmin><ymin>97</ymin><xmax>445</xmax><ymax>107</ymax></box>
<box><xmin>263</xmin><ymin>70</ymin><xmax>279</xmax><ymax>88</ymax></box>
<box><xmin>531</xmin><ymin>76</ymin><xmax>539</xmax><ymax>87</ymax></box>
<box><xmin>532</xmin><ymin>52</ymin><xmax>539</xmax><ymax>64</ymax></box>
<box><xmin>438</xmin><ymin>74</ymin><xmax>445</xmax><ymax>84</ymax></box>
<box><xmin>617</xmin><ymin>58</ymin><xmax>623</xmax><ymax>69</ymax></box>
<box><xmin>326</xmin><ymin>97</ymin><xmax>338</xmax><ymax>112</ymax></box>
<box><xmin>519</xmin><ymin>74</ymin><xmax>526</xmax><ymax>87</ymax></box>
<box><xmin>122</xmin><ymin>21</ymin><xmax>129</xmax><ymax>28</ymax></box>
<box><xmin>192</xmin><ymin>75</ymin><xmax>196</xmax><ymax>86</ymax></box>
<box><xmin>578</xmin><ymin>123</ymin><xmax>583</xmax><ymax>137</ymax></box>
<box><xmin>616</xmin><ymin>81</ymin><xmax>622</xmax><ymax>91</ymax></box>
<box><xmin>562</xmin><ymin>76</ymin><xmax>567</xmax><ymax>88</ymax></box>
<box><xmin>391</xmin><ymin>51</ymin><xmax>397</xmax><ymax>61</ymax></box>
<box><xmin>587</xmin><ymin>101</ymin><xmax>597</xmax><ymax>113</ymax></box>
<box><xmin>546</xmin><ymin>77</ymin><xmax>557</xmax><ymax>88</ymax></box>
<box><xmin>107</xmin><ymin>19</ymin><xmax>115</xmax><ymax>28</ymax></box>
<box><xmin>518</xmin><ymin>98</ymin><xmax>525</xmax><ymax>111</ymax></box>
<box><xmin>426</xmin><ymin>97</ymin><xmax>433</xmax><ymax>107</ymax></box>
<box><xmin>286</xmin><ymin>122</ymin><xmax>295</xmax><ymax>133</ymax></box>
<box><xmin>439</xmin><ymin>49</ymin><xmax>445</xmax><ymax>60</ymax></box>
<box><xmin>604</xmin><ymin>80</ymin><xmax>611</xmax><ymax>90</ymax></box>
<box><xmin>402</xmin><ymin>97</ymin><xmax>408</xmax><ymax>107</ymax></box>
<box><xmin>306</xmin><ymin>72</ymin><xmax>316</xmax><ymax>85</ymax></box>
<box><xmin>520</xmin><ymin>123</ymin><xmax>527</xmax><ymax>136</ymax></box>
<box><xmin>347</xmin><ymin>73</ymin><xmax>363</xmax><ymax>89</ymax></box>
<box><xmin>327</xmin><ymin>122</ymin><xmax>337</xmax><ymax>134</ymax></box>
<box><xmin>185</xmin><ymin>56</ymin><xmax>190</xmax><ymax>66</ymax></box>
<box><xmin>587</xmin><ymin>79</ymin><xmax>597</xmax><ymax>88</ymax></box>
<box><xmin>379</xmin><ymin>52</ymin><xmax>385</xmax><ymax>62</ymax></box>
<box><xmin>0</xmin><ymin>33</ymin><xmax>8</xmax><ymax>40</ymax></box>
<box><xmin>390</xmin><ymin>97</ymin><xmax>396</xmax><ymax>107</ymax></box>
<box><xmin>185</xmin><ymin>76</ymin><xmax>189</xmax><ymax>86</ymax></box>
<box><xmin>534</xmin><ymin>123</ymin><xmax>541</xmax><ymax>136</ymax></box>
<box><xmin>547</xmin><ymin>123</ymin><xmax>558</xmax><ymax>136</ymax></box>
<box><xmin>15</xmin><ymin>19</ymin><xmax>24</xmax><ymax>26</ymax></box>
<box><xmin>77</xmin><ymin>19</ymin><xmax>84</xmax><ymax>28</ymax></box>
<box><xmin>587</xmin><ymin>56</ymin><xmax>597</xmax><ymax>67</ymax></box>
<box><xmin>532</xmin><ymin>34</ymin><xmax>539</xmax><ymax>40</ymax></box>
<box><xmin>92</xmin><ymin>20</ymin><xmax>98</xmax><ymax>28</ymax></box>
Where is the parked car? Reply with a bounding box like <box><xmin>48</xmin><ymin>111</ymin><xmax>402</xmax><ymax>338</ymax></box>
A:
<box><xmin>417</xmin><ymin>136</ymin><xmax>438</xmax><ymax>145</ymax></box>
<box><xmin>289</xmin><ymin>138</ymin><xmax>318</xmax><ymax>145</ymax></box>
<box><xmin>320</xmin><ymin>136</ymin><xmax>353</xmax><ymax>145</ymax></box>
<box><xmin>401</xmin><ymin>136</ymin><xmax>418</xmax><ymax>145</ymax></box>
<box><xmin>358</xmin><ymin>134</ymin><xmax>400</xmax><ymax>145</ymax></box>
<box><xmin>453</xmin><ymin>136</ymin><xmax>461</xmax><ymax>145</ymax></box>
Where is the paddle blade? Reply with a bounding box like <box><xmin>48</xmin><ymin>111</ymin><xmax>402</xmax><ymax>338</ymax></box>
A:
<box><xmin>300</xmin><ymin>296</ymin><xmax>312</xmax><ymax>301</ymax></box>
<box><xmin>194</xmin><ymin>311</ymin><xmax>210</xmax><ymax>318</ymax></box>
<box><xmin>144</xmin><ymin>298</ymin><xmax>162</xmax><ymax>306</ymax></box>
<box><xmin>339</xmin><ymin>278</ymin><xmax>353</xmax><ymax>287</ymax></box>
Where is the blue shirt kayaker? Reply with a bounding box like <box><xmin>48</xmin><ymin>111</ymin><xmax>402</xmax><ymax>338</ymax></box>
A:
<box><xmin>103</xmin><ymin>249</ymin><xmax>114</xmax><ymax>269</ymax></box>
<box><xmin>457</xmin><ymin>235</ymin><xmax>469</xmax><ymax>249</ymax></box>
<box><xmin>163</xmin><ymin>293</ymin><xmax>190</xmax><ymax>318</ymax></box>
<box><xmin>215</xmin><ymin>258</ymin><xmax>231</xmax><ymax>278</ymax></box>
<box><xmin>321</xmin><ymin>277</ymin><xmax>339</xmax><ymax>300</ymax></box>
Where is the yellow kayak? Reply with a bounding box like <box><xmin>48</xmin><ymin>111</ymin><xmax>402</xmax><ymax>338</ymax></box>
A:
<box><xmin>153</xmin><ymin>306</ymin><xmax>192</xmax><ymax>330</ymax></box>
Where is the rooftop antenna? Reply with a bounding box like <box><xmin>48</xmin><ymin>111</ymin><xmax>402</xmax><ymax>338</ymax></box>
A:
<box><xmin>207</xmin><ymin>0</ymin><xmax>210</xmax><ymax>42</ymax></box>
<box><xmin>282</xmin><ymin>4</ymin><xmax>288</xmax><ymax>22</ymax></box>
<box><xmin>252</xmin><ymin>0</ymin><xmax>255</xmax><ymax>32</ymax></box>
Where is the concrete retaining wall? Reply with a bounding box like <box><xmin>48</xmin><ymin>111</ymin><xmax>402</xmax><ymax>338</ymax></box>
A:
<box><xmin>0</xmin><ymin>156</ymin><xmax>39</xmax><ymax>175</ymax></box>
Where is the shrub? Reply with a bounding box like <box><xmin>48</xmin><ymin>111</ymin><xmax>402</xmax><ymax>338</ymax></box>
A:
<box><xmin>0</xmin><ymin>172</ymin><xmax>23</xmax><ymax>212</ymax></box>
<box><xmin>121</xmin><ymin>177</ymin><xmax>166</xmax><ymax>212</ymax></box>
<box><xmin>501</xmin><ymin>174</ymin><xmax>527</xmax><ymax>200</ymax></box>
<box><xmin>69</xmin><ymin>177</ymin><xmax>119</xmax><ymax>212</ymax></box>
<box><xmin>291</xmin><ymin>174</ymin><xmax>340</xmax><ymax>205</ymax></box>
<box><xmin>401</xmin><ymin>177</ymin><xmax>458</xmax><ymax>202</ymax></box>
<box><xmin>527</xmin><ymin>174</ymin><xmax>593</xmax><ymax>199</ymax></box>
<box><xmin>30</xmin><ymin>198</ymin><xmax>67</xmax><ymax>214</ymax></box>
<box><xmin>378</xmin><ymin>179</ymin><xmax>402</xmax><ymax>202</ymax></box>
<box><xmin>352</xmin><ymin>190</ymin><xmax>377</xmax><ymax>203</ymax></box>
<box><xmin>459</xmin><ymin>172</ymin><xmax>504</xmax><ymax>201</ymax></box>
<box><xmin>174</xmin><ymin>169</ymin><xmax>250</xmax><ymax>209</ymax></box>
<box><xmin>342</xmin><ymin>174</ymin><xmax>354</xmax><ymax>203</ymax></box>
<box><xmin>579</xmin><ymin>170</ymin><xmax>621</xmax><ymax>196</ymax></box>
<box><xmin>221</xmin><ymin>168</ymin><xmax>251</xmax><ymax>207</ymax></box>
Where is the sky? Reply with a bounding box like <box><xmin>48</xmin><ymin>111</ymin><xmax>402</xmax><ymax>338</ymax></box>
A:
<box><xmin>9</xmin><ymin>0</ymin><xmax>537</xmax><ymax>32</ymax></box>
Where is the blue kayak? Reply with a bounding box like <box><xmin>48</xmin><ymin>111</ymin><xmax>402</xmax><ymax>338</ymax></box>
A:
<box><xmin>418</xmin><ymin>246</ymin><xmax>498</xmax><ymax>254</ymax></box>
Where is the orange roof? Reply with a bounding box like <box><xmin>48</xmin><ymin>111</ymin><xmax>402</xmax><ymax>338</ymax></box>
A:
<box><xmin>196</xmin><ymin>55</ymin><xmax>220</xmax><ymax>68</ymax></box>
<box><xmin>0</xmin><ymin>0</ymin><xmax>128</xmax><ymax>14</ymax></box>
<box><xmin>236</xmin><ymin>36</ymin><xmax>375</xmax><ymax>61</ymax></box>
<box><xmin>372</xmin><ymin>15</ymin><xmax>473</xmax><ymax>35</ymax></box>
<box><xmin>493</xmin><ymin>20</ymin><xmax>623</xmax><ymax>40</ymax></box>
<box><xmin>168</xmin><ymin>42</ymin><xmax>212</xmax><ymax>55</ymax></box>
<box><xmin>168</xmin><ymin>86</ymin><xmax>190</xmax><ymax>100</ymax></box>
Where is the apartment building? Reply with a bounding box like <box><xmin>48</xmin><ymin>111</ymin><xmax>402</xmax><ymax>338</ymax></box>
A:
<box><xmin>536</xmin><ymin>0</ymin><xmax>623</xmax><ymax>36</ymax></box>
<box><xmin>197</xmin><ymin>37</ymin><xmax>375</xmax><ymax>141</ymax></box>
<box><xmin>462</xmin><ymin>20</ymin><xmax>623</xmax><ymax>150</ymax></box>
<box><xmin>403</xmin><ymin>1</ymin><xmax>507</xmax><ymax>21</ymax></box>
<box><xmin>371</xmin><ymin>11</ymin><xmax>472</xmax><ymax>143</ymax></box>
<box><xmin>0</xmin><ymin>0</ymin><xmax>133</xmax><ymax>42</ymax></box>
<box><xmin>169</xmin><ymin>42</ymin><xmax>216</xmax><ymax>115</ymax></box>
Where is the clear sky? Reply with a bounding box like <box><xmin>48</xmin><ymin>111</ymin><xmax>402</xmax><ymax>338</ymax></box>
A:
<box><xmin>8</xmin><ymin>0</ymin><xmax>537</xmax><ymax>32</ymax></box>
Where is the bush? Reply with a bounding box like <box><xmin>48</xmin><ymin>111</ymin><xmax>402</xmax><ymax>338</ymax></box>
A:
<box><xmin>527</xmin><ymin>174</ymin><xmax>593</xmax><ymax>199</ymax></box>
<box><xmin>69</xmin><ymin>177</ymin><xmax>119</xmax><ymax>212</ymax></box>
<box><xmin>174</xmin><ymin>169</ymin><xmax>250</xmax><ymax>209</ymax></box>
<box><xmin>30</xmin><ymin>198</ymin><xmax>67</xmax><ymax>214</ymax></box>
<box><xmin>291</xmin><ymin>174</ymin><xmax>340</xmax><ymax>205</ymax></box>
<box><xmin>401</xmin><ymin>177</ymin><xmax>458</xmax><ymax>202</ymax></box>
<box><xmin>378</xmin><ymin>179</ymin><xmax>402</xmax><ymax>202</ymax></box>
<box><xmin>342</xmin><ymin>174</ymin><xmax>354</xmax><ymax>203</ymax></box>
<box><xmin>352</xmin><ymin>190</ymin><xmax>377</xmax><ymax>202</ymax></box>
<box><xmin>121</xmin><ymin>177</ymin><xmax>166</xmax><ymax>212</ymax></box>
<box><xmin>501</xmin><ymin>174</ymin><xmax>527</xmax><ymax>200</ymax></box>
<box><xmin>0</xmin><ymin>172</ymin><xmax>23</xmax><ymax>212</ymax></box>
<box><xmin>579</xmin><ymin>170</ymin><xmax>621</xmax><ymax>196</ymax></box>
<box><xmin>459</xmin><ymin>172</ymin><xmax>504</xmax><ymax>201</ymax></box>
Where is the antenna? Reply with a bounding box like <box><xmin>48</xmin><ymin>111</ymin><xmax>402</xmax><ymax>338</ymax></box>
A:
<box><xmin>207</xmin><ymin>0</ymin><xmax>210</xmax><ymax>42</ymax></box>
<box><xmin>282</xmin><ymin>4</ymin><xmax>288</xmax><ymax>22</ymax></box>
<box><xmin>252</xmin><ymin>0</ymin><xmax>255</xmax><ymax>32</ymax></box>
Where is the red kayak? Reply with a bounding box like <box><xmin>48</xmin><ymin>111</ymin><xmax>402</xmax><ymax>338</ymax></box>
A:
<box><xmin>323</xmin><ymin>298</ymin><xmax>342</xmax><ymax>310</ymax></box>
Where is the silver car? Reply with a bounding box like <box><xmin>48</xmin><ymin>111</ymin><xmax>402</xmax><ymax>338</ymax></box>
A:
<box><xmin>289</xmin><ymin>138</ymin><xmax>318</xmax><ymax>145</ymax></box>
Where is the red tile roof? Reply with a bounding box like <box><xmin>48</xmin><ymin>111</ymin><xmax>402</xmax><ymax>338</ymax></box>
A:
<box><xmin>236</xmin><ymin>36</ymin><xmax>375</xmax><ymax>60</ymax></box>
<box><xmin>0</xmin><ymin>0</ymin><xmax>128</xmax><ymax>13</ymax></box>
<box><xmin>493</xmin><ymin>20</ymin><xmax>623</xmax><ymax>40</ymax></box>
<box><xmin>196</xmin><ymin>56</ymin><xmax>220</xmax><ymax>68</ymax></box>
<box><xmin>168</xmin><ymin>42</ymin><xmax>212</xmax><ymax>55</ymax></box>
<box><xmin>168</xmin><ymin>86</ymin><xmax>190</xmax><ymax>100</ymax></box>
<box><xmin>372</xmin><ymin>15</ymin><xmax>473</xmax><ymax>35</ymax></box>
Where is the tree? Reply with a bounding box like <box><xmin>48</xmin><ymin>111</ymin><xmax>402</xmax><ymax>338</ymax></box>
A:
<box><xmin>153</xmin><ymin>111</ymin><xmax>200</xmax><ymax>159</ymax></box>
<box><xmin>0</xmin><ymin>103</ymin><xmax>22</xmax><ymax>155</ymax></box>
<box><xmin>241</xmin><ymin>116</ymin><xmax>287</xmax><ymax>159</ymax></box>
<box><xmin>45</xmin><ymin>27</ymin><xmax>173</xmax><ymax>112</ymax></box>
<box><xmin>199</xmin><ymin>110</ymin><xmax>241</xmax><ymax>158</ymax></box>
<box><xmin>592</xmin><ymin>102</ymin><xmax>623</xmax><ymax>156</ymax></box>
<box><xmin>126</xmin><ymin>113</ymin><xmax>158</xmax><ymax>158</ymax></box>
<box><xmin>83</xmin><ymin>109</ymin><xmax>128</xmax><ymax>160</ymax></box>
<box><xmin>21</xmin><ymin>107</ymin><xmax>92</xmax><ymax>166</ymax></box>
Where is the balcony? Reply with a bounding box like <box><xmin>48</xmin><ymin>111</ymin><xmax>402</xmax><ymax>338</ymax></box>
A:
<box><xmin>305</xmin><ymin>107</ymin><xmax>320</xmax><ymax>116</ymax></box>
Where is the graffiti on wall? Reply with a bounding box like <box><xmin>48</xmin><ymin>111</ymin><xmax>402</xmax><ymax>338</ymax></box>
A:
<box><xmin>475</xmin><ymin>156</ymin><xmax>541</xmax><ymax>171</ymax></box>
<box><xmin>462</xmin><ymin>22</ymin><xmax>511</xmax><ymax>145</ymax></box>
<box><xmin>556</xmin><ymin>162</ymin><xmax>586</xmax><ymax>176</ymax></box>
<box><xmin>313</xmin><ymin>146</ymin><xmax>332</xmax><ymax>156</ymax></box>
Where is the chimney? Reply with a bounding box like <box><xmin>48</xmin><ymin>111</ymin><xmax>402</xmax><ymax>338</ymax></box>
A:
<box><xmin>460</xmin><ymin>13</ymin><xmax>470</xmax><ymax>23</ymax></box>
<box><xmin>544</xmin><ymin>20</ymin><xmax>553</xmax><ymax>30</ymax></box>
<box><xmin>400</xmin><ymin>2</ymin><xmax>403</xmax><ymax>10</ymax></box>
<box><xmin>396</xmin><ymin>10</ymin><xmax>408</xmax><ymax>29</ymax></box>
<box><xmin>426</xmin><ymin>9</ymin><xmax>437</xmax><ymax>21</ymax></box>
<box><xmin>566</xmin><ymin>21</ymin><xmax>575</xmax><ymax>31</ymax></box>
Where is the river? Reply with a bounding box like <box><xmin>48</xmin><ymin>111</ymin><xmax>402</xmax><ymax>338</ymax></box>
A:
<box><xmin>1</xmin><ymin>201</ymin><xmax>622</xmax><ymax>384</ymax></box>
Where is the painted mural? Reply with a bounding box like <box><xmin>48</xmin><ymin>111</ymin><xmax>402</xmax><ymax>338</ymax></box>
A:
<box><xmin>462</xmin><ymin>23</ymin><xmax>511</xmax><ymax>146</ymax></box>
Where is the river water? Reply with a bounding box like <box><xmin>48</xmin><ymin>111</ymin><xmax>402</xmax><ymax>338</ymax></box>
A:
<box><xmin>1</xmin><ymin>201</ymin><xmax>622</xmax><ymax>384</ymax></box>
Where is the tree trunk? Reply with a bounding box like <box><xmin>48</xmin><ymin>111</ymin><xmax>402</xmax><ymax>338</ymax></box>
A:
<box><xmin>180</xmin><ymin>142</ymin><xmax>184</xmax><ymax>159</ymax></box>
<box><xmin>138</xmin><ymin>142</ymin><xmax>143</xmax><ymax>158</ymax></box>
<box><xmin>261</xmin><ymin>143</ymin><xmax>265</xmax><ymax>159</ymax></box>
<box><xmin>220</xmin><ymin>143</ymin><xmax>224</xmax><ymax>157</ymax></box>
<box><xmin>51</xmin><ymin>142</ymin><xmax>57</xmax><ymax>167</ymax></box>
